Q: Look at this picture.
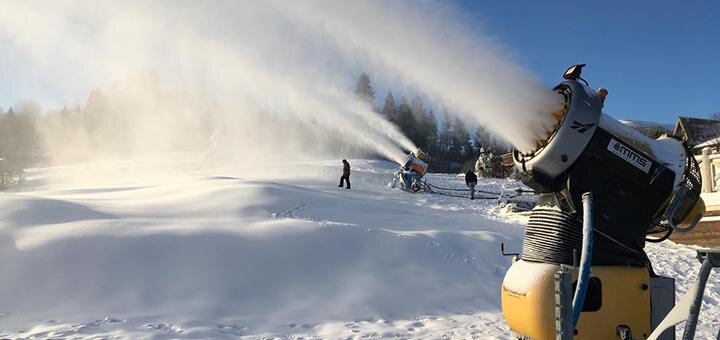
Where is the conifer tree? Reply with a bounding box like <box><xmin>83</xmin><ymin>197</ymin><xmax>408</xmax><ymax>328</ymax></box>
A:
<box><xmin>354</xmin><ymin>72</ymin><xmax>376</xmax><ymax>108</ymax></box>
<box><xmin>396</xmin><ymin>97</ymin><xmax>417</xmax><ymax>145</ymax></box>
<box><xmin>380</xmin><ymin>91</ymin><xmax>397</xmax><ymax>122</ymax></box>
<box><xmin>438</xmin><ymin>110</ymin><xmax>453</xmax><ymax>157</ymax></box>
<box><xmin>450</xmin><ymin>116</ymin><xmax>471</xmax><ymax>162</ymax></box>
<box><xmin>424</xmin><ymin>109</ymin><xmax>438</xmax><ymax>154</ymax></box>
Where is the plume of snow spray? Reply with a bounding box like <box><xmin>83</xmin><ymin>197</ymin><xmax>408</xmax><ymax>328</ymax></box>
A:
<box><xmin>272</xmin><ymin>1</ymin><xmax>563</xmax><ymax>152</ymax></box>
<box><xmin>0</xmin><ymin>0</ymin><xmax>560</xmax><ymax>170</ymax></box>
<box><xmin>0</xmin><ymin>1</ymin><xmax>417</xmax><ymax>166</ymax></box>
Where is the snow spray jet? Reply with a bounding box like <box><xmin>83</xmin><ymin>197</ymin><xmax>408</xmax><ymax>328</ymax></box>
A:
<box><xmin>0</xmin><ymin>1</ymin><xmax>417</xmax><ymax>167</ymax></box>
<box><xmin>174</xmin><ymin>31</ymin><xmax>418</xmax><ymax>166</ymax></box>
<box><xmin>272</xmin><ymin>1</ymin><xmax>564</xmax><ymax>153</ymax></box>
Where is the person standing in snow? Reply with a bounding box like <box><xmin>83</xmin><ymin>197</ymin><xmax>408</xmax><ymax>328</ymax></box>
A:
<box><xmin>339</xmin><ymin>159</ymin><xmax>351</xmax><ymax>189</ymax></box>
<box><xmin>465</xmin><ymin>170</ymin><xmax>477</xmax><ymax>200</ymax></box>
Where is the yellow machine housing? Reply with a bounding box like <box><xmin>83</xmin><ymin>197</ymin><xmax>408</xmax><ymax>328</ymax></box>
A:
<box><xmin>502</xmin><ymin>259</ymin><xmax>651</xmax><ymax>340</ymax></box>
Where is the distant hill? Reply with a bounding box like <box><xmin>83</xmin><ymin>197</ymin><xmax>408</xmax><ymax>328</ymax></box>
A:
<box><xmin>618</xmin><ymin>119</ymin><xmax>674</xmax><ymax>136</ymax></box>
<box><xmin>618</xmin><ymin>119</ymin><xmax>674</xmax><ymax>131</ymax></box>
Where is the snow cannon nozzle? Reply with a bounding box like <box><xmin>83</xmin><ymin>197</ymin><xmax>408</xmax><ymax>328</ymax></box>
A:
<box><xmin>412</xmin><ymin>148</ymin><xmax>427</xmax><ymax>161</ymax></box>
<box><xmin>392</xmin><ymin>150</ymin><xmax>429</xmax><ymax>192</ymax></box>
<box><xmin>502</xmin><ymin>64</ymin><xmax>706</xmax><ymax>340</ymax></box>
<box><xmin>512</xmin><ymin>64</ymin><xmax>702</xmax><ymax>231</ymax></box>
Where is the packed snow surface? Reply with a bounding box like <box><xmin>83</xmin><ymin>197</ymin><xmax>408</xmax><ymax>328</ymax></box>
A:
<box><xmin>0</xmin><ymin>158</ymin><xmax>718</xmax><ymax>339</ymax></box>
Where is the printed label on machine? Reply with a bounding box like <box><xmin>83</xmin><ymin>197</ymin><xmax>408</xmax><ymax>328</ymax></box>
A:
<box><xmin>607</xmin><ymin>138</ymin><xmax>651</xmax><ymax>173</ymax></box>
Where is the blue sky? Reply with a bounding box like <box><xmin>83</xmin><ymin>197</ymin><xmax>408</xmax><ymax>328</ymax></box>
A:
<box><xmin>454</xmin><ymin>1</ymin><xmax>720</xmax><ymax>124</ymax></box>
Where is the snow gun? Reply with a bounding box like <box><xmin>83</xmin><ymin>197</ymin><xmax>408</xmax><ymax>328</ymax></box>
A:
<box><xmin>501</xmin><ymin>64</ymin><xmax>709</xmax><ymax>339</ymax></box>
<box><xmin>392</xmin><ymin>149</ymin><xmax>428</xmax><ymax>192</ymax></box>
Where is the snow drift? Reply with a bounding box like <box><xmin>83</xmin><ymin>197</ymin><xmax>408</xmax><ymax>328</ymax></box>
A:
<box><xmin>0</xmin><ymin>159</ymin><xmax>718</xmax><ymax>339</ymax></box>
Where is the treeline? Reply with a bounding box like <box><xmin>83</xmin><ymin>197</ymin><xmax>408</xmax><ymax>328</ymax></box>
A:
<box><xmin>2</xmin><ymin>73</ymin><xmax>510</xmax><ymax>175</ymax></box>
<box><xmin>354</xmin><ymin>73</ymin><xmax>508</xmax><ymax>174</ymax></box>
<box><xmin>0</xmin><ymin>82</ymin><xmax>219</xmax><ymax>168</ymax></box>
<box><xmin>0</xmin><ymin>99</ymin><xmax>108</xmax><ymax>168</ymax></box>
<box><xmin>0</xmin><ymin>91</ymin><xmax>138</xmax><ymax>168</ymax></box>
<box><xmin>0</xmin><ymin>102</ymin><xmax>42</xmax><ymax>167</ymax></box>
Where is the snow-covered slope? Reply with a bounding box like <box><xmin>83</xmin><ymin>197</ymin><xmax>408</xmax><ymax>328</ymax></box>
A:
<box><xmin>0</xmin><ymin>159</ymin><xmax>717</xmax><ymax>339</ymax></box>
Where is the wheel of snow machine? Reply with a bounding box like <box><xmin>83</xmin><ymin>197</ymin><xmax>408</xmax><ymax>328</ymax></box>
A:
<box><xmin>411</xmin><ymin>181</ymin><xmax>421</xmax><ymax>192</ymax></box>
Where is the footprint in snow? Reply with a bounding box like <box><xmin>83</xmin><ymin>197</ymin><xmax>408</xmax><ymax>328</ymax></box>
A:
<box><xmin>410</xmin><ymin>321</ymin><xmax>425</xmax><ymax>328</ymax></box>
<box><xmin>86</xmin><ymin>317</ymin><xmax>124</xmax><ymax>327</ymax></box>
<box><xmin>144</xmin><ymin>322</ymin><xmax>184</xmax><ymax>333</ymax></box>
<box><xmin>216</xmin><ymin>324</ymin><xmax>247</xmax><ymax>335</ymax></box>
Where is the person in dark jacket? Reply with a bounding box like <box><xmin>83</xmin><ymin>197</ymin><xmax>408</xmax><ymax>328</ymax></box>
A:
<box><xmin>339</xmin><ymin>159</ymin><xmax>351</xmax><ymax>189</ymax></box>
<box><xmin>465</xmin><ymin>170</ymin><xmax>477</xmax><ymax>200</ymax></box>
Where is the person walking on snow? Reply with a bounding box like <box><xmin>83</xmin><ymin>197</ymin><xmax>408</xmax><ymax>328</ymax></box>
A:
<box><xmin>339</xmin><ymin>159</ymin><xmax>351</xmax><ymax>189</ymax></box>
<box><xmin>465</xmin><ymin>170</ymin><xmax>477</xmax><ymax>200</ymax></box>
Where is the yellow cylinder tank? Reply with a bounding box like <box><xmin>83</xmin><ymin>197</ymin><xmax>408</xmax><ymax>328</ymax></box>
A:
<box><xmin>501</xmin><ymin>259</ymin><xmax>652</xmax><ymax>339</ymax></box>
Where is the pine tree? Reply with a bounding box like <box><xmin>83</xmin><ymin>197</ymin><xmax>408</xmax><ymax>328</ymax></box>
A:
<box><xmin>83</xmin><ymin>89</ymin><xmax>109</xmax><ymax>134</ymax></box>
<box><xmin>424</xmin><ymin>109</ymin><xmax>439</xmax><ymax>154</ymax></box>
<box><xmin>4</xmin><ymin>102</ymin><xmax>41</xmax><ymax>161</ymax></box>
<box><xmin>473</xmin><ymin>125</ymin><xmax>511</xmax><ymax>177</ymax></box>
<box><xmin>471</xmin><ymin>126</ymin><xmax>484</xmax><ymax>159</ymax></box>
<box><xmin>438</xmin><ymin>109</ymin><xmax>453</xmax><ymax>157</ymax></box>
<box><xmin>473</xmin><ymin>126</ymin><xmax>496</xmax><ymax>159</ymax></box>
<box><xmin>3</xmin><ymin>108</ymin><xmax>17</xmax><ymax>153</ymax></box>
<box><xmin>380</xmin><ymin>92</ymin><xmax>397</xmax><ymax>122</ymax></box>
<box><xmin>0</xmin><ymin>109</ymin><xmax>10</xmax><ymax>157</ymax></box>
<box><xmin>409</xmin><ymin>95</ymin><xmax>426</xmax><ymax>121</ymax></box>
<box><xmin>396</xmin><ymin>97</ymin><xmax>417</xmax><ymax>145</ymax></box>
<box><xmin>476</xmin><ymin>147</ymin><xmax>502</xmax><ymax>177</ymax></box>
<box><xmin>354</xmin><ymin>72</ymin><xmax>376</xmax><ymax>108</ymax></box>
<box><xmin>450</xmin><ymin>116</ymin><xmax>472</xmax><ymax>162</ymax></box>
<box><xmin>409</xmin><ymin>95</ymin><xmax>432</xmax><ymax>149</ymax></box>
<box><xmin>646</xmin><ymin>126</ymin><xmax>666</xmax><ymax>139</ymax></box>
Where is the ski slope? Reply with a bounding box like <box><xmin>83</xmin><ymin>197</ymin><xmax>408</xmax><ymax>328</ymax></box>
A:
<box><xmin>0</xmin><ymin>158</ymin><xmax>717</xmax><ymax>339</ymax></box>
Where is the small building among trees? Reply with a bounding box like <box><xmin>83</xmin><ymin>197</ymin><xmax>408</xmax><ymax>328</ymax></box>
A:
<box><xmin>673</xmin><ymin>116</ymin><xmax>720</xmax><ymax>152</ymax></box>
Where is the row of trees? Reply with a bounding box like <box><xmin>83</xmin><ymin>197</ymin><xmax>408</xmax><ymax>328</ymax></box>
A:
<box><xmin>0</xmin><ymin>94</ymin><xmax>360</xmax><ymax>171</ymax></box>
<box><xmin>0</xmin><ymin>103</ymin><xmax>42</xmax><ymax>165</ymax></box>
<box><xmin>10</xmin><ymin>72</ymin><xmax>709</xmax><ymax>177</ymax></box>
<box><xmin>0</xmin><ymin>82</ymin><xmax>220</xmax><ymax>169</ymax></box>
<box><xmin>0</xmin><ymin>74</ymin><xmax>509</xmax><ymax>176</ymax></box>
<box><xmin>354</xmin><ymin>73</ymin><xmax>508</xmax><ymax>174</ymax></box>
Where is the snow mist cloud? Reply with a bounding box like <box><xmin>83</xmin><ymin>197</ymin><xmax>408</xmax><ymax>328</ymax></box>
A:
<box><xmin>0</xmin><ymin>1</ymin><xmax>560</xmax><ymax>168</ymax></box>
<box><xmin>0</xmin><ymin>1</ymin><xmax>416</xmax><ymax>166</ymax></box>
<box><xmin>273</xmin><ymin>1</ymin><xmax>563</xmax><ymax>152</ymax></box>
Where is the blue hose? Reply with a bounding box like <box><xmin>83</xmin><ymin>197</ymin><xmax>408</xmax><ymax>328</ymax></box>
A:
<box><xmin>572</xmin><ymin>192</ymin><xmax>594</xmax><ymax>328</ymax></box>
